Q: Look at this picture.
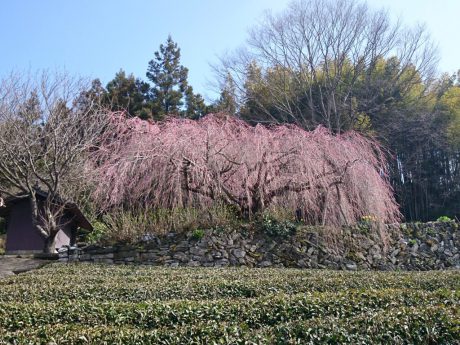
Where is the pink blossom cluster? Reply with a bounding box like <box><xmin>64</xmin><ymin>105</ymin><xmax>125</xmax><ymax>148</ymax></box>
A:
<box><xmin>91</xmin><ymin>113</ymin><xmax>400</xmax><ymax>226</ymax></box>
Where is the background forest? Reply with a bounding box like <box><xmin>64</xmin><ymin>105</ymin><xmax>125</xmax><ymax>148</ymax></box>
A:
<box><xmin>88</xmin><ymin>0</ymin><xmax>460</xmax><ymax>223</ymax></box>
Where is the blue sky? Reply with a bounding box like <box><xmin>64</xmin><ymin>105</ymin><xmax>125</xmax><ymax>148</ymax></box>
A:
<box><xmin>0</xmin><ymin>0</ymin><xmax>458</xmax><ymax>101</ymax></box>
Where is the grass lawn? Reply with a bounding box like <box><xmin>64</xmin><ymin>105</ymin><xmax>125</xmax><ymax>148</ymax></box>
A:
<box><xmin>0</xmin><ymin>263</ymin><xmax>458</xmax><ymax>344</ymax></box>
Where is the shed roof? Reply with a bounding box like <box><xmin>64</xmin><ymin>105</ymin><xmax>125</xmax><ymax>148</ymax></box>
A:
<box><xmin>0</xmin><ymin>190</ymin><xmax>93</xmax><ymax>231</ymax></box>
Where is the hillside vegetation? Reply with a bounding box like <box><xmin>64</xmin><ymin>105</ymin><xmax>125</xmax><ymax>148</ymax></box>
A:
<box><xmin>0</xmin><ymin>264</ymin><xmax>458</xmax><ymax>344</ymax></box>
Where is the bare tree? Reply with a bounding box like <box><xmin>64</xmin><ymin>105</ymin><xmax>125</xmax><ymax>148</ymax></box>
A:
<box><xmin>0</xmin><ymin>72</ymin><xmax>110</xmax><ymax>253</ymax></box>
<box><xmin>215</xmin><ymin>0</ymin><xmax>437</xmax><ymax>132</ymax></box>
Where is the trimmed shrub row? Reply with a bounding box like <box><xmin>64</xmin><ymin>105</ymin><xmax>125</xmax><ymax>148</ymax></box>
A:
<box><xmin>0</xmin><ymin>264</ymin><xmax>458</xmax><ymax>344</ymax></box>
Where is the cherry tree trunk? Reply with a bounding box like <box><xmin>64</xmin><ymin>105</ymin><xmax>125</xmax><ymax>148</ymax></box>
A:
<box><xmin>43</xmin><ymin>235</ymin><xmax>57</xmax><ymax>254</ymax></box>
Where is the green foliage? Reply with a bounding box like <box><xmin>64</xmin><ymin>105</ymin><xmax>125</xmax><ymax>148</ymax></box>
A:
<box><xmin>353</xmin><ymin>112</ymin><xmax>374</xmax><ymax>135</ymax></box>
<box><xmin>93</xmin><ymin>36</ymin><xmax>210</xmax><ymax>121</ymax></box>
<box><xmin>0</xmin><ymin>265</ymin><xmax>458</xmax><ymax>343</ymax></box>
<box><xmin>147</xmin><ymin>35</ymin><xmax>204</xmax><ymax>119</ymax></box>
<box><xmin>105</xmin><ymin>69</ymin><xmax>151</xmax><ymax>119</ymax></box>
<box><xmin>259</xmin><ymin>213</ymin><xmax>297</xmax><ymax>238</ymax></box>
<box><xmin>190</xmin><ymin>229</ymin><xmax>205</xmax><ymax>241</ymax></box>
<box><xmin>85</xmin><ymin>221</ymin><xmax>109</xmax><ymax>244</ymax></box>
<box><xmin>437</xmin><ymin>215</ymin><xmax>453</xmax><ymax>222</ymax></box>
<box><xmin>408</xmin><ymin>239</ymin><xmax>417</xmax><ymax>246</ymax></box>
<box><xmin>440</xmin><ymin>84</ymin><xmax>460</xmax><ymax>148</ymax></box>
<box><xmin>183</xmin><ymin>85</ymin><xmax>208</xmax><ymax>119</ymax></box>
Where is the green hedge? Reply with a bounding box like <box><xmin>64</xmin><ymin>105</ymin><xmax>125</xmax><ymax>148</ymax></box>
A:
<box><xmin>0</xmin><ymin>264</ymin><xmax>458</xmax><ymax>344</ymax></box>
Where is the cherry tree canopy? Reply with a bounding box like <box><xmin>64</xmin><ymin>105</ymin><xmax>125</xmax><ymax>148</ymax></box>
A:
<box><xmin>91</xmin><ymin>113</ymin><xmax>400</xmax><ymax>226</ymax></box>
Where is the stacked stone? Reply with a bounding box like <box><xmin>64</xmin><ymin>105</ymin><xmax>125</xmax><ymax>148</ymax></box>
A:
<box><xmin>57</xmin><ymin>222</ymin><xmax>460</xmax><ymax>271</ymax></box>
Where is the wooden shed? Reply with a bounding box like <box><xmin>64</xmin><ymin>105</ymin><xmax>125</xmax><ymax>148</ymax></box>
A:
<box><xmin>0</xmin><ymin>190</ymin><xmax>92</xmax><ymax>254</ymax></box>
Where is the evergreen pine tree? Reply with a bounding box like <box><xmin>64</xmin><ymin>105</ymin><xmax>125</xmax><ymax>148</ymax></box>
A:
<box><xmin>106</xmin><ymin>69</ymin><xmax>150</xmax><ymax>119</ymax></box>
<box><xmin>146</xmin><ymin>36</ymin><xmax>189</xmax><ymax>117</ymax></box>
<box><xmin>184</xmin><ymin>85</ymin><xmax>208</xmax><ymax>119</ymax></box>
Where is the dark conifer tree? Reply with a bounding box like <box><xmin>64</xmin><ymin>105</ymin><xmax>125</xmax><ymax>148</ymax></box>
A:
<box><xmin>106</xmin><ymin>69</ymin><xmax>150</xmax><ymax>119</ymax></box>
<box><xmin>184</xmin><ymin>85</ymin><xmax>208</xmax><ymax>119</ymax></box>
<box><xmin>146</xmin><ymin>36</ymin><xmax>189</xmax><ymax>118</ymax></box>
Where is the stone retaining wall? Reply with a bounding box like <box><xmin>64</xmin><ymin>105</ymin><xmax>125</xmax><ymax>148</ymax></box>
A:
<box><xmin>59</xmin><ymin>221</ymin><xmax>460</xmax><ymax>270</ymax></box>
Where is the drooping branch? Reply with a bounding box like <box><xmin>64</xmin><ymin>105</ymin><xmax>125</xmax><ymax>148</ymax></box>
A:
<box><xmin>91</xmin><ymin>113</ymin><xmax>400</xmax><ymax>226</ymax></box>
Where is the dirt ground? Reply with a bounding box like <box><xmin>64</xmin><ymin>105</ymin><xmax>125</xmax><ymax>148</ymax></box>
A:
<box><xmin>0</xmin><ymin>256</ymin><xmax>52</xmax><ymax>279</ymax></box>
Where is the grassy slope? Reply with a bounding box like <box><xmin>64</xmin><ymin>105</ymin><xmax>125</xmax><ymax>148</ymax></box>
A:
<box><xmin>0</xmin><ymin>264</ymin><xmax>458</xmax><ymax>344</ymax></box>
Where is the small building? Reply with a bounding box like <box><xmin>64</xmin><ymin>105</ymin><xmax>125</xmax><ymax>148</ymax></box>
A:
<box><xmin>0</xmin><ymin>190</ymin><xmax>92</xmax><ymax>254</ymax></box>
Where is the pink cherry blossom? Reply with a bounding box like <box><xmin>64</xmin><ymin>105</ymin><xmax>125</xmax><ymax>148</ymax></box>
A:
<box><xmin>91</xmin><ymin>113</ymin><xmax>400</xmax><ymax>226</ymax></box>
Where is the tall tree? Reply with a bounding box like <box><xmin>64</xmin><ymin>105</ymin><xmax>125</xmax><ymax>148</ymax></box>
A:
<box><xmin>183</xmin><ymin>85</ymin><xmax>208</xmax><ymax>119</ymax></box>
<box><xmin>217</xmin><ymin>0</ymin><xmax>437</xmax><ymax>133</ymax></box>
<box><xmin>146</xmin><ymin>36</ymin><xmax>189</xmax><ymax>118</ymax></box>
<box><xmin>106</xmin><ymin>69</ymin><xmax>151</xmax><ymax>119</ymax></box>
<box><xmin>146</xmin><ymin>36</ymin><xmax>208</xmax><ymax>119</ymax></box>
<box><xmin>359</xmin><ymin>68</ymin><xmax>460</xmax><ymax>221</ymax></box>
<box><xmin>215</xmin><ymin>73</ymin><xmax>238</xmax><ymax>114</ymax></box>
<box><xmin>0</xmin><ymin>72</ymin><xmax>112</xmax><ymax>253</ymax></box>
